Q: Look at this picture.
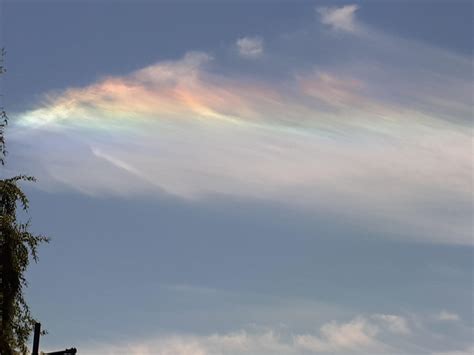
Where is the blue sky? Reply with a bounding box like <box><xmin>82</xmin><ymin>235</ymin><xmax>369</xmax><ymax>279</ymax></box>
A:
<box><xmin>1</xmin><ymin>1</ymin><xmax>473</xmax><ymax>354</ymax></box>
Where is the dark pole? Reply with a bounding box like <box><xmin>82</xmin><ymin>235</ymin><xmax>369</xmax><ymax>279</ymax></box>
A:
<box><xmin>45</xmin><ymin>349</ymin><xmax>77</xmax><ymax>355</ymax></box>
<box><xmin>32</xmin><ymin>322</ymin><xmax>41</xmax><ymax>355</ymax></box>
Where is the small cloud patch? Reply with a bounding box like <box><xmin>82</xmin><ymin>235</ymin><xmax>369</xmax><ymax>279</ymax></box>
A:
<box><xmin>436</xmin><ymin>310</ymin><xmax>461</xmax><ymax>322</ymax></box>
<box><xmin>317</xmin><ymin>4</ymin><xmax>360</xmax><ymax>32</ymax></box>
<box><xmin>236</xmin><ymin>36</ymin><xmax>264</xmax><ymax>58</ymax></box>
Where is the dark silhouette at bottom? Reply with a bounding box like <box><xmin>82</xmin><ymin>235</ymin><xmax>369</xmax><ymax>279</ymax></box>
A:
<box><xmin>31</xmin><ymin>323</ymin><xmax>77</xmax><ymax>355</ymax></box>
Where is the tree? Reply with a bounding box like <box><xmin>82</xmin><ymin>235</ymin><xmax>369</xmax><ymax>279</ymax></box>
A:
<box><xmin>1</xmin><ymin>48</ymin><xmax>7</xmax><ymax>165</ymax></box>
<box><xmin>0</xmin><ymin>176</ymin><xmax>49</xmax><ymax>354</ymax></box>
<box><xmin>0</xmin><ymin>49</ymin><xmax>49</xmax><ymax>354</ymax></box>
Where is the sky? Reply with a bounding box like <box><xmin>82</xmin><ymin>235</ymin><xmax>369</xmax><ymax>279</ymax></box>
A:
<box><xmin>0</xmin><ymin>1</ymin><xmax>473</xmax><ymax>354</ymax></box>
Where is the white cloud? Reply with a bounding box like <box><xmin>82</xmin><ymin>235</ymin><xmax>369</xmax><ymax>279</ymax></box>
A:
<box><xmin>317</xmin><ymin>4</ymin><xmax>360</xmax><ymax>32</ymax></box>
<box><xmin>435</xmin><ymin>311</ymin><xmax>461</xmax><ymax>322</ymax></box>
<box><xmin>433</xmin><ymin>347</ymin><xmax>474</xmax><ymax>355</ymax></box>
<box><xmin>236</xmin><ymin>36</ymin><xmax>264</xmax><ymax>58</ymax></box>
<box><xmin>371</xmin><ymin>314</ymin><xmax>410</xmax><ymax>335</ymax></box>
<box><xmin>74</xmin><ymin>312</ymin><xmax>472</xmax><ymax>355</ymax></box>
<box><xmin>294</xmin><ymin>317</ymin><xmax>382</xmax><ymax>353</ymax></box>
<box><xmin>78</xmin><ymin>330</ymin><xmax>292</xmax><ymax>355</ymax></box>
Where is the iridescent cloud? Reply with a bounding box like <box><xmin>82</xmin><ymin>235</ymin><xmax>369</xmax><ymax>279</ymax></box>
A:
<box><xmin>9</xmin><ymin>6</ymin><xmax>472</xmax><ymax>245</ymax></box>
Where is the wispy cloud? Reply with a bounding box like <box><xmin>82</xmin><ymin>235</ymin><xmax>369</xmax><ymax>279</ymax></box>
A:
<box><xmin>236</xmin><ymin>36</ymin><xmax>264</xmax><ymax>58</ymax></box>
<box><xmin>294</xmin><ymin>317</ymin><xmax>382</xmax><ymax>353</ymax></box>
<box><xmin>9</xmin><ymin>4</ymin><xmax>472</xmax><ymax>245</ymax></box>
<box><xmin>435</xmin><ymin>311</ymin><xmax>461</xmax><ymax>322</ymax></box>
<box><xmin>317</xmin><ymin>4</ymin><xmax>360</xmax><ymax>33</ymax></box>
<box><xmin>433</xmin><ymin>347</ymin><xmax>474</xmax><ymax>355</ymax></box>
<box><xmin>74</xmin><ymin>311</ymin><xmax>471</xmax><ymax>355</ymax></box>
<box><xmin>371</xmin><ymin>314</ymin><xmax>410</xmax><ymax>335</ymax></box>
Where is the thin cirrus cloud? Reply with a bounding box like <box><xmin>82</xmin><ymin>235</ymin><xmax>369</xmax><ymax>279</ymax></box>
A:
<box><xmin>9</xmin><ymin>5</ymin><xmax>472</xmax><ymax>245</ymax></box>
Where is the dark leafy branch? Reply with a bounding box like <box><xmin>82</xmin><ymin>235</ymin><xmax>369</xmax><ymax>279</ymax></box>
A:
<box><xmin>1</xmin><ymin>176</ymin><xmax>50</xmax><ymax>354</ymax></box>
<box><xmin>0</xmin><ymin>49</ymin><xmax>49</xmax><ymax>354</ymax></box>
<box><xmin>1</xmin><ymin>48</ymin><xmax>7</xmax><ymax>165</ymax></box>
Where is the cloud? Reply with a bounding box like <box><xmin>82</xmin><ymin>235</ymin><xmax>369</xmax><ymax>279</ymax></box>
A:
<box><xmin>317</xmin><ymin>4</ymin><xmax>360</xmax><ymax>32</ymax></box>
<box><xmin>371</xmin><ymin>314</ymin><xmax>410</xmax><ymax>335</ymax></box>
<box><xmin>294</xmin><ymin>317</ymin><xmax>382</xmax><ymax>353</ymax></box>
<box><xmin>435</xmin><ymin>311</ymin><xmax>461</xmax><ymax>322</ymax></box>
<box><xmin>236</xmin><ymin>36</ymin><xmax>264</xmax><ymax>58</ymax></box>
<box><xmin>9</xmin><ymin>3</ymin><xmax>473</xmax><ymax>246</ymax></box>
<box><xmin>433</xmin><ymin>347</ymin><xmax>474</xmax><ymax>355</ymax></box>
<box><xmin>74</xmin><ymin>312</ymin><xmax>470</xmax><ymax>355</ymax></box>
<box><xmin>77</xmin><ymin>329</ymin><xmax>292</xmax><ymax>355</ymax></box>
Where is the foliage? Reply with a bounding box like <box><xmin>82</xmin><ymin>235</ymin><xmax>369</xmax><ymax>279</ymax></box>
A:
<box><xmin>1</xmin><ymin>48</ymin><xmax>7</xmax><ymax>165</ymax></box>
<box><xmin>0</xmin><ymin>49</ymin><xmax>49</xmax><ymax>354</ymax></box>
<box><xmin>0</xmin><ymin>177</ymin><xmax>49</xmax><ymax>354</ymax></box>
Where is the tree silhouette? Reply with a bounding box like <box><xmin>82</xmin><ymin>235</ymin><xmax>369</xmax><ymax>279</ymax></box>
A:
<box><xmin>1</xmin><ymin>48</ymin><xmax>7</xmax><ymax>165</ymax></box>
<box><xmin>0</xmin><ymin>49</ymin><xmax>49</xmax><ymax>354</ymax></box>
